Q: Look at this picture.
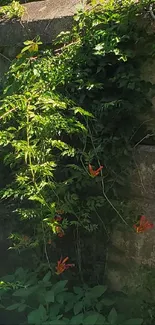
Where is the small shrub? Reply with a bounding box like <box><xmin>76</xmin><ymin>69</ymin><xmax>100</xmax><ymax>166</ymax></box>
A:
<box><xmin>0</xmin><ymin>1</ymin><xmax>24</xmax><ymax>19</ymax></box>
<box><xmin>0</xmin><ymin>268</ymin><xmax>143</xmax><ymax>325</ymax></box>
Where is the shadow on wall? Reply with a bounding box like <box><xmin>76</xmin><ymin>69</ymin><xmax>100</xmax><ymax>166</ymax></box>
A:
<box><xmin>0</xmin><ymin>47</ymin><xmax>20</xmax><ymax>84</ymax></box>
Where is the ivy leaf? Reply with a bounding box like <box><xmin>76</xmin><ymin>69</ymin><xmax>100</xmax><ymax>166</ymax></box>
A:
<box><xmin>73</xmin><ymin>301</ymin><xmax>83</xmax><ymax>315</ymax></box>
<box><xmin>108</xmin><ymin>308</ymin><xmax>118</xmax><ymax>325</ymax></box>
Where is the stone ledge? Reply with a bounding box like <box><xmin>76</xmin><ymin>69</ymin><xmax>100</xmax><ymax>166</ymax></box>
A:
<box><xmin>0</xmin><ymin>16</ymin><xmax>73</xmax><ymax>47</ymax></box>
<box><xmin>0</xmin><ymin>0</ymin><xmax>80</xmax><ymax>47</ymax></box>
<box><xmin>22</xmin><ymin>0</ymin><xmax>79</xmax><ymax>21</ymax></box>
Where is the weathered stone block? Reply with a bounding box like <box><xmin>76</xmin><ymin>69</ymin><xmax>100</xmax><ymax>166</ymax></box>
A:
<box><xmin>0</xmin><ymin>0</ymin><xmax>80</xmax><ymax>47</ymax></box>
<box><xmin>131</xmin><ymin>145</ymin><xmax>155</xmax><ymax>199</ymax></box>
<box><xmin>107</xmin><ymin>146</ymin><xmax>155</xmax><ymax>292</ymax></box>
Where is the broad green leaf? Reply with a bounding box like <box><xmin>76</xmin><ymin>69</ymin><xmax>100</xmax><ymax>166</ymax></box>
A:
<box><xmin>28</xmin><ymin>305</ymin><xmax>47</xmax><ymax>325</ymax></box>
<box><xmin>75</xmin><ymin>293</ymin><xmax>83</xmax><ymax>302</ymax></box>
<box><xmin>1</xmin><ymin>274</ymin><xmax>14</xmax><ymax>282</ymax></box>
<box><xmin>65</xmin><ymin>300</ymin><xmax>74</xmax><ymax>312</ymax></box>
<box><xmin>89</xmin><ymin>285</ymin><xmax>107</xmax><ymax>298</ymax></box>
<box><xmin>45</xmin><ymin>290</ymin><xmax>54</xmax><ymax>303</ymax></box>
<box><xmin>7</xmin><ymin>303</ymin><xmax>21</xmax><ymax>310</ymax></box>
<box><xmin>123</xmin><ymin>319</ymin><xmax>143</xmax><ymax>325</ymax></box>
<box><xmin>70</xmin><ymin>313</ymin><xmax>84</xmax><ymax>324</ymax></box>
<box><xmin>73</xmin><ymin>301</ymin><xmax>83</xmax><ymax>315</ymax></box>
<box><xmin>43</xmin><ymin>271</ymin><xmax>51</xmax><ymax>283</ymax></box>
<box><xmin>83</xmin><ymin>295</ymin><xmax>91</xmax><ymax>308</ymax></box>
<box><xmin>49</xmin><ymin>303</ymin><xmax>61</xmax><ymax>317</ymax></box>
<box><xmin>101</xmin><ymin>298</ymin><xmax>114</xmax><ymax>306</ymax></box>
<box><xmin>21</xmin><ymin>45</ymin><xmax>32</xmax><ymax>53</ymax></box>
<box><xmin>13</xmin><ymin>285</ymin><xmax>38</xmax><ymax>297</ymax></box>
<box><xmin>52</xmin><ymin>280</ymin><xmax>68</xmax><ymax>295</ymax></box>
<box><xmin>63</xmin><ymin>292</ymin><xmax>75</xmax><ymax>302</ymax></box>
<box><xmin>83</xmin><ymin>313</ymin><xmax>99</xmax><ymax>325</ymax></box>
<box><xmin>96</xmin><ymin>314</ymin><xmax>106</xmax><ymax>325</ymax></box>
<box><xmin>73</xmin><ymin>287</ymin><xmax>83</xmax><ymax>295</ymax></box>
<box><xmin>47</xmin><ymin>320</ymin><xmax>68</xmax><ymax>325</ymax></box>
<box><xmin>56</xmin><ymin>292</ymin><xmax>64</xmax><ymax>304</ymax></box>
<box><xmin>95</xmin><ymin>302</ymin><xmax>102</xmax><ymax>312</ymax></box>
<box><xmin>24</xmin><ymin>40</ymin><xmax>34</xmax><ymax>45</ymax></box>
<box><xmin>38</xmin><ymin>305</ymin><xmax>47</xmax><ymax>321</ymax></box>
<box><xmin>15</xmin><ymin>267</ymin><xmax>27</xmax><ymax>279</ymax></box>
<box><xmin>18</xmin><ymin>304</ymin><xmax>27</xmax><ymax>312</ymax></box>
<box><xmin>28</xmin><ymin>309</ymin><xmax>42</xmax><ymax>325</ymax></box>
<box><xmin>108</xmin><ymin>308</ymin><xmax>118</xmax><ymax>325</ymax></box>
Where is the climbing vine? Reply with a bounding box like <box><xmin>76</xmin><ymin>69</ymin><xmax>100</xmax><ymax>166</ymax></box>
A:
<box><xmin>0</xmin><ymin>0</ymin><xmax>155</xmax><ymax>284</ymax></box>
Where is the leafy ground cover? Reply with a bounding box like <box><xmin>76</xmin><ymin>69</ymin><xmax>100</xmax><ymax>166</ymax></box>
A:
<box><xmin>0</xmin><ymin>0</ymin><xmax>24</xmax><ymax>19</ymax></box>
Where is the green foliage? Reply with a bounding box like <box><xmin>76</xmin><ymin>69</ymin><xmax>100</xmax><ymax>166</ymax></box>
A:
<box><xmin>0</xmin><ymin>35</ymin><xmax>94</xmax><ymax>254</ymax></box>
<box><xmin>0</xmin><ymin>0</ymin><xmax>155</xmax><ymax>303</ymax></box>
<box><xmin>0</xmin><ymin>0</ymin><xmax>24</xmax><ymax>19</ymax></box>
<box><xmin>0</xmin><ymin>0</ymin><xmax>41</xmax><ymax>5</ymax></box>
<box><xmin>0</xmin><ymin>268</ymin><xmax>143</xmax><ymax>325</ymax></box>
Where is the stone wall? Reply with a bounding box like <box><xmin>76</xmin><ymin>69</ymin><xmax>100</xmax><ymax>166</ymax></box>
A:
<box><xmin>106</xmin><ymin>51</ymin><xmax>155</xmax><ymax>294</ymax></box>
<box><xmin>107</xmin><ymin>145</ymin><xmax>155</xmax><ymax>293</ymax></box>
<box><xmin>0</xmin><ymin>0</ymin><xmax>80</xmax><ymax>81</ymax></box>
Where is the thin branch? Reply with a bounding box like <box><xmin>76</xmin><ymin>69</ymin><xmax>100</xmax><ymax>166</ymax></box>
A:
<box><xmin>129</xmin><ymin>118</ymin><xmax>153</xmax><ymax>142</ymax></box>
<box><xmin>134</xmin><ymin>133</ymin><xmax>155</xmax><ymax>148</ymax></box>
<box><xmin>0</xmin><ymin>52</ymin><xmax>12</xmax><ymax>63</ymax></box>
<box><xmin>42</xmin><ymin>222</ymin><xmax>54</xmax><ymax>273</ymax></box>
<box><xmin>87</xmin><ymin>119</ymin><xmax>129</xmax><ymax>226</ymax></box>
<box><xmin>149</xmin><ymin>3</ymin><xmax>155</xmax><ymax>20</ymax></box>
<box><xmin>54</xmin><ymin>40</ymin><xmax>80</xmax><ymax>54</ymax></box>
<box><xmin>94</xmin><ymin>208</ymin><xmax>110</xmax><ymax>237</ymax></box>
<box><xmin>0</xmin><ymin>108</ymin><xmax>16</xmax><ymax>120</ymax></box>
<box><xmin>75</xmin><ymin>226</ymin><xmax>84</xmax><ymax>283</ymax></box>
